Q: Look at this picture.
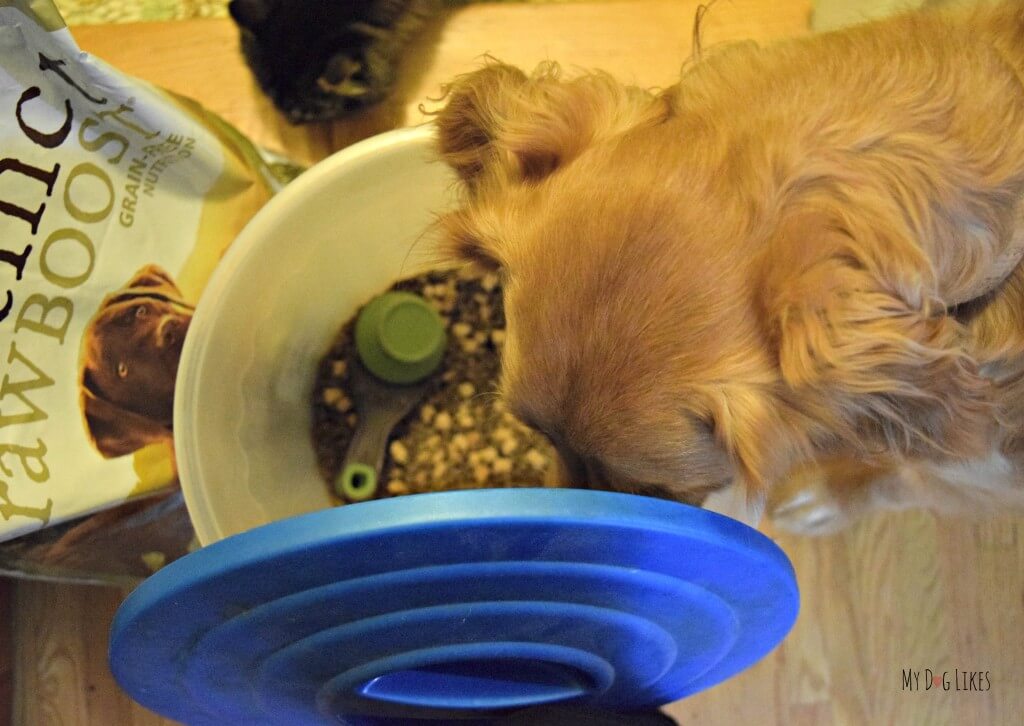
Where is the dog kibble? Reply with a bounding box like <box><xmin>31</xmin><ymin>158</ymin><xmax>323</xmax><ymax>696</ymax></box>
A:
<box><xmin>389</xmin><ymin>441</ymin><xmax>409</xmax><ymax>465</ymax></box>
<box><xmin>334</xmin><ymin>395</ymin><xmax>352</xmax><ymax>413</ymax></box>
<box><xmin>491</xmin><ymin>426</ymin><xmax>510</xmax><ymax>441</ymax></box>
<box><xmin>525</xmin><ymin>448</ymin><xmax>548</xmax><ymax>471</ymax></box>
<box><xmin>312</xmin><ymin>270</ymin><xmax>556</xmax><ymax>500</ymax></box>
<box><xmin>322</xmin><ymin>387</ymin><xmax>343</xmax><ymax>405</ymax></box>
<box><xmin>141</xmin><ymin>551</ymin><xmax>167</xmax><ymax>573</ymax></box>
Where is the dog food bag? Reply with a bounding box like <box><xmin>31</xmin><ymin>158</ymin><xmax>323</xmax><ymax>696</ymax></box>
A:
<box><xmin>0</xmin><ymin>0</ymin><xmax>288</xmax><ymax>550</ymax></box>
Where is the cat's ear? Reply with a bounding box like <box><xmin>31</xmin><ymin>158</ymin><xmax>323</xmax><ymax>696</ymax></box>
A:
<box><xmin>436</xmin><ymin>62</ymin><xmax>670</xmax><ymax>188</ymax></box>
<box><xmin>229</xmin><ymin>0</ymin><xmax>270</xmax><ymax>30</ymax></box>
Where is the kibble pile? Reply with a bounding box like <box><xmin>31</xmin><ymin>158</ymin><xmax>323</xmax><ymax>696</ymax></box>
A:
<box><xmin>312</xmin><ymin>268</ymin><xmax>556</xmax><ymax>502</ymax></box>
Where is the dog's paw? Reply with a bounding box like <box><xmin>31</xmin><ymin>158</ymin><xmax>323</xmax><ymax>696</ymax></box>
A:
<box><xmin>768</xmin><ymin>467</ymin><xmax>858</xmax><ymax>536</ymax></box>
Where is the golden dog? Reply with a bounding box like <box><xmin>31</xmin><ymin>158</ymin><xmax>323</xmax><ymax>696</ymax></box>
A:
<box><xmin>434</xmin><ymin>1</ymin><xmax>1024</xmax><ymax>533</ymax></box>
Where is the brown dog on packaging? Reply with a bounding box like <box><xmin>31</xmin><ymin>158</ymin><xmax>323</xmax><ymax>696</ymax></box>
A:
<box><xmin>80</xmin><ymin>265</ymin><xmax>193</xmax><ymax>459</ymax></box>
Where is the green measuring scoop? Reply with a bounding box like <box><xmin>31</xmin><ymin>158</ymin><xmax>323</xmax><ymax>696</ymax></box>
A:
<box><xmin>335</xmin><ymin>292</ymin><xmax>446</xmax><ymax>502</ymax></box>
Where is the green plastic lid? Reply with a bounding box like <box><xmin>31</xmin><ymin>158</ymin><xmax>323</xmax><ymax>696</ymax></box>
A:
<box><xmin>354</xmin><ymin>292</ymin><xmax>446</xmax><ymax>384</ymax></box>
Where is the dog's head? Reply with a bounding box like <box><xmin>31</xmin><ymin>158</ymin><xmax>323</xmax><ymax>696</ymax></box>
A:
<box><xmin>80</xmin><ymin>265</ymin><xmax>194</xmax><ymax>458</ymax></box>
<box><xmin>436</xmin><ymin>62</ymin><xmax>994</xmax><ymax>508</ymax></box>
<box><xmin>435</xmin><ymin>63</ymin><xmax>783</xmax><ymax>506</ymax></box>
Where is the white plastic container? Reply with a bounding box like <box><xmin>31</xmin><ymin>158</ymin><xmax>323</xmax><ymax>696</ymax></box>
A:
<box><xmin>175</xmin><ymin>125</ymin><xmax>456</xmax><ymax>545</ymax></box>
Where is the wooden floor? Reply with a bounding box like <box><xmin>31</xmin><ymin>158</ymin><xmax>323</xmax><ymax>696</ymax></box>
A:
<box><xmin>7</xmin><ymin>512</ymin><xmax>1022</xmax><ymax>725</ymax></box>
<box><xmin>4</xmin><ymin>1</ymin><xmax>1023</xmax><ymax>724</ymax></box>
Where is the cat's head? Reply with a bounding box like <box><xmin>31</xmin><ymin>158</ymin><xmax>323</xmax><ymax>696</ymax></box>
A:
<box><xmin>228</xmin><ymin>0</ymin><xmax>415</xmax><ymax>123</ymax></box>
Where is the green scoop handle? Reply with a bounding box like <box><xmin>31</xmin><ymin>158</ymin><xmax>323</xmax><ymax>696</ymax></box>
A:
<box><xmin>335</xmin><ymin>292</ymin><xmax>446</xmax><ymax>502</ymax></box>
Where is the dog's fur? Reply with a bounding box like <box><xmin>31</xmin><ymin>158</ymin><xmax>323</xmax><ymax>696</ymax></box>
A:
<box><xmin>434</xmin><ymin>1</ymin><xmax>1024</xmax><ymax>532</ymax></box>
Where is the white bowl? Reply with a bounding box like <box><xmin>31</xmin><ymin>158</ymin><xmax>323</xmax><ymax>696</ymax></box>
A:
<box><xmin>175</xmin><ymin>125</ymin><xmax>456</xmax><ymax>545</ymax></box>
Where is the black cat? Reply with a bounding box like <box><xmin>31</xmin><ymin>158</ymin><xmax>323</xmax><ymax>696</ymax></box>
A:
<box><xmin>228</xmin><ymin>0</ymin><xmax>455</xmax><ymax>123</ymax></box>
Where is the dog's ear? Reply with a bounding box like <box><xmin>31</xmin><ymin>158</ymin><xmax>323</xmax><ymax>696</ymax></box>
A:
<box><xmin>761</xmin><ymin>209</ymin><xmax>994</xmax><ymax>460</ymax></box>
<box><xmin>436</xmin><ymin>64</ymin><xmax>530</xmax><ymax>184</ymax></box>
<box><xmin>696</xmin><ymin>383</ymin><xmax>797</xmax><ymax>501</ymax></box>
<box><xmin>124</xmin><ymin>264</ymin><xmax>182</xmax><ymax>297</ymax></box>
<box><xmin>436</xmin><ymin>62</ymin><xmax>669</xmax><ymax>187</ymax></box>
<box><xmin>80</xmin><ymin>387</ymin><xmax>171</xmax><ymax>459</ymax></box>
<box><xmin>435</xmin><ymin>208</ymin><xmax>503</xmax><ymax>272</ymax></box>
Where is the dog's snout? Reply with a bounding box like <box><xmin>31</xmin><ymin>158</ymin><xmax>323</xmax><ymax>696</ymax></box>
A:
<box><xmin>583</xmin><ymin>457</ymin><xmax>611</xmax><ymax>489</ymax></box>
<box><xmin>553</xmin><ymin>444</ymin><xmax>612</xmax><ymax>490</ymax></box>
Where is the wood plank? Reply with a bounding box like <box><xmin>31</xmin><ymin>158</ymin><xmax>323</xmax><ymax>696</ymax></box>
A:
<box><xmin>663</xmin><ymin>513</ymin><xmax>1024</xmax><ymax>724</ymax></box>
<box><xmin>0</xmin><ymin>578</ymin><xmax>12</xmax><ymax>725</ymax></box>
<box><xmin>13</xmin><ymin>581</ymin><xmax>178</xmax><ymax>726</ymax></box>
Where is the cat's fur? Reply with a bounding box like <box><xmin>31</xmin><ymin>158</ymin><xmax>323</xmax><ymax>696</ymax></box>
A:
<box><xmin>228</xmin><ymin>0</ymin><xmax>454</xmax><ymax>123</ymax></box>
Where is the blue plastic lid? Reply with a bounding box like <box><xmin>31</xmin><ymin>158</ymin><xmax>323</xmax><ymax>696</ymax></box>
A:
<box><xmin>109</xmin><ymin>489</ymin><xmax>798</xmax><ymax>725</ymax></box>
